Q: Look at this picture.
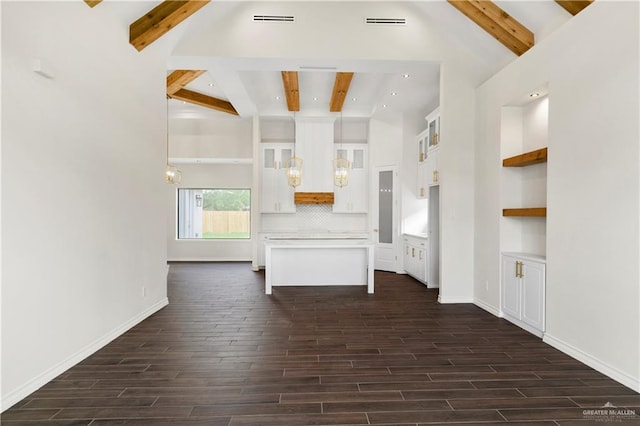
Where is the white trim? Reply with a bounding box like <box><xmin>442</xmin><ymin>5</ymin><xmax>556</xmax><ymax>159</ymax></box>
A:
<box><xmin>543</xmin><ymin>333</ymin><xmax>640</xmax><ymax>393</ymax></box>
<box><xmin>473</xmin><ymin>297</ymin><xmax>502</xmax><ymax>317</ymax></box>
<box><xmin>1</xmin><ymin>298</ymin><xmax>169</xmax><ymax>411</ymax></box>
<box><xmin>167</xmin><ymin>257</ymin><xmax>251</xmax><ymax>262</ymax></box>
<box><xmin>438</xmin><ymin>295</ymin><xmax>474</xmax><ymax>304</ymax></box>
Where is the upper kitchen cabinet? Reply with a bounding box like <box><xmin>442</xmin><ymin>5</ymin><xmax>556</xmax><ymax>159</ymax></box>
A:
<box><xmin>333</xmin><ymin>144</ymin><xmax>368</xmax><ymax>213</ymax></box>
<box><xmin>260</xmin><ymin>143</ymin><xmax>296</xmax><ymax>213</ymax></box>
<box><xmin>426</xmin><ymin>107</ymin><xmax>441</xmax><ymax>149</ymax></box>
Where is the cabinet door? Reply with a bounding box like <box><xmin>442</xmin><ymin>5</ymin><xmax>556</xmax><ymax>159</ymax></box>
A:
<box><xmin>521</xmin><ymin>260</ymin><xmax>545</xmax><ymax>332</ymax></box>
<box><xmin>417</xmin><ymin>162</ymin><xmax>427</xmax><ymax>199</ymax></box>
<box><xmin>425</xmin><ymin>148</ymin><xmax>440</xmax><ymax>187</ymax></box>
<box><xmin>501</xmin><ymin>256</ymin><xmax>521</xmax><ymax>319</ymax></box>
<box><xmin>417</xmin><ymin>131</ymin><xmax>428</xmax><ymax>162</ymax></box>
<box><xmin>428</xmin><ymin>115</ymin><xmax>440</xmax><ymax>149</ymax></box>
<box><xmin>417</xmin><ymin>247</ymin><xmax>427</xmax><ymax>282</ymax></box>
<box><xmin>333</xmin><ymin>146</ymin><xmax>368</xmax><ymax>213</ymax></box>
<box><xmin>260</xmin><ymin>145</ymin><xmax>295</xmax><ymax>213</ymax></box>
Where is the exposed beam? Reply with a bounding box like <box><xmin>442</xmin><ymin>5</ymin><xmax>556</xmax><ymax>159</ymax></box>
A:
<box><xmin>281</xmin><ymin>71</ymin><xmax>300</xmax><ymax>112</ymax></box>
<box><xmin>447</xmin><ymin>0</ymin><xmax>534</xmax><ymax>56</ymax></box>
<box><xmin>170</xmin><ymin>88</ymin><xmax>238</xmax><ymax>116</ymax></box>
<box><xmin>167</xmin><ymin>70</ymin><xmax>205</xmax><ymax>96</ymax></box>
<box><xmin>555</xmin><ymin>0</ymin><xmax>593</xmax><ymax>15</ymax></box>
<box><xmin>84</xmin><ymin>0</ymin><xmax>103</xmax><ymax>7</ymax></box>
<box><xmin>130</xmin><ymin>0</ymin><xmax>210</xmax><ymax>52</ymax></box>
<box><xmin>329</xmin><ymin>72</ymin><xmax>354</xmax><ymax>113</ymax></box>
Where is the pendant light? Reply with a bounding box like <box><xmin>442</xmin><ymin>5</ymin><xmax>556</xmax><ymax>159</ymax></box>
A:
<box><xmin>285</xmin><ymin>113</ymin><xmax>303</xmax><ymax>187</ymax></box>
<box><xmin>165</xmin><ymin>96</ymin><xmax>182</xmax><ymax>185</ymax></box>
<box><xmin>333</xmin><ymin>112</ymin><xmax>350</xmax><ymax>187</ymax></box>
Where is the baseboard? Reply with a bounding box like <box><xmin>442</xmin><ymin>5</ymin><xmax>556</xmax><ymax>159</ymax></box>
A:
<box><xmin>473</xmin><ymin>297</ymin><xmax>501</xmax><ymax>317</ymax></box>
<box><xmin>543</xmin><ymin>333</ymin><xmax>640</xmax><ymax>392</ymax></box>
<box><xmin>438</xmin><ymin>295</ymin><xmax>474</xmax><ymax>304</ymax></box>
<box><xmin>1</xmin><ymin>297</ymin><xmax>169</xmax><ymax>412</ymax></box>
<box><xmin>167</xmin><ymin>258</ymin><xmax>251</xmax><ymax>262</ymax></box>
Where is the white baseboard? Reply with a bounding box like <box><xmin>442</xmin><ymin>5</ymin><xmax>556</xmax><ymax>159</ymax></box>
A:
<box><xmin>543</xmin><ymin>333</ymin><xmax>640</xmax><ymax>392</ymax></box>
<box><xmin>438</xmin><ymin>295</ymin><xmax>474</xmax><ymax>304</ymax></box>
<box><xmin>1</xmin><ymin>298</ymin><xmax>169</xmax><ymax>412</ymax></box>
<box><xmin>473</xmin><ymin>297</ymin><xmax>501</xmax><ymax>317</ymax></box>
<box><xmin>167</xmin><ymin>258</ymin><xmax>251</xmax><ymax>262</ymax></box>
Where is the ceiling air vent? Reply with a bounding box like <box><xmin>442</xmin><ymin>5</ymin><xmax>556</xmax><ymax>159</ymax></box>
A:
<box><xmin>365</xmin><ymin>17</ymin><xmax>407</xmax><ymax>25</ymax></box>
<box><xmin>253</xmin><ymin>14</ymin><xmax>294</xmax><ymax>23</ymax></box>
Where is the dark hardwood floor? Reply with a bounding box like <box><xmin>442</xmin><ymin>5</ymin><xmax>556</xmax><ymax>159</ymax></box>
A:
<box><xmin>3</xmin><ymin>262</ymin><xmax>639</xmax><ymax>425</ymax></box>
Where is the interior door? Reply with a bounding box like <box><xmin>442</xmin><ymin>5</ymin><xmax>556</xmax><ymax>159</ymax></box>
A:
<box><xmin>373</xmin><ymin>166</ymin><xmax>398</xmax><ymax>272</ymax></box>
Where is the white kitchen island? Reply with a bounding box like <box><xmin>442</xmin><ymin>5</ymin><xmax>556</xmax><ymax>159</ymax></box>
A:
<box><xmin>265</xmin><ymin>239</ymin><xmax>375</xmax><ymax>294</ymax></box>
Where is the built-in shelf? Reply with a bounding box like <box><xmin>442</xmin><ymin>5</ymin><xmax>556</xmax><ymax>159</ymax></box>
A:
<box><xmin>503</xmin><ymin>208</ymin><xmax>547</xmax><ymax>217</ymax></box>
<box><xmin>502</xmin><ymin>147</ymin><xmax>547</xmax><ymax>167</ymax></box>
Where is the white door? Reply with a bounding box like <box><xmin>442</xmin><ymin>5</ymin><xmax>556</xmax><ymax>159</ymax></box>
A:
<box><xmin>373</xmin><ymin>166</ymin><xmax>398</xmax><ymax>272</ymax></box>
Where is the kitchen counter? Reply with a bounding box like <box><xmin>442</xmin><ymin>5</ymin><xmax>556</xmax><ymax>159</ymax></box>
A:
<box><xmin>264</xmin><ymin>239</ymin><xmax>374</xmax><ymax>294</ymax></box>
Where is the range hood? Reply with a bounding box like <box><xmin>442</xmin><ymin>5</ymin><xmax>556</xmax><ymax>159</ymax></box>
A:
<box><xmin>294</xmin><ymin>117</ymin><xmax>336</xmax><ymax>204</ymax></box>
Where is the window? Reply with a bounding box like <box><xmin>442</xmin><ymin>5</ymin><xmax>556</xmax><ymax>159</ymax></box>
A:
<box><xmin>177</xmin><ymin>189</ymin><xmax>250</xmax><ymax>239</ymax></box>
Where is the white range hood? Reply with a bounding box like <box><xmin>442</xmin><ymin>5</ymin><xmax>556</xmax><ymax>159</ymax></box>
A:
<box><xmin>294</xmin><ymin>116</ymin><xmax>336</xmax><ymax>202</ymax></box>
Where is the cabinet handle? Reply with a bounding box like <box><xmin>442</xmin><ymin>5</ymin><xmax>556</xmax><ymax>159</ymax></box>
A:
<box><xmin>420</xmin><ymin>187</ymin><xmax>425</xmax><ymax>197</ymax></box>
<box><xmin>419</xmin><ymin>152</ymin><xmax>425</xmax><ymax>162</ymax></box>
<box><xmin>412</xmin><ymin>247</ymin><xmax>415</xmax><ymax>257</ymax></box>
<box><xmin>519</xmin><ymin>261</ymin><xmax>524</xmax><ymax>278</ymax></box>
<box><xmin>515</xmin><ymin>261</ymin><xmax>524</xmax><ymax>278</ymax></box>
<box><xmin>433</xmin><ymin>170</ymin><xmax>439</xmax><ymax>183</ymax></box>
<box><xmin>433</xmin><ymin>133</ymin><xmax>439</xmax><ymax>146</ymax></box>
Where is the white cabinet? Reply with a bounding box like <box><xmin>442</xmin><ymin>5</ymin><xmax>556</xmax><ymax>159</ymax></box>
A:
<box><xmin>426</xmin><ymin>107</ymin><xmax>441</xmax><ymax>149</ymax></box>
<box><xmin>260</xmin><ymin>144</ymin><xmax>295</xmax><ymax>213</ymax></box>
<box><xmin>333</xmin><ymin>145</ymin><xmax>368</xmax><ymax>213</ymax></box>
<box><xmin>403</xmin><ymin>234</ymin><xmax>428</xmax><ymax>285</ymax></box>
<box><xmin>417</xmin><ymin>129</ymin><xmax>428</xmax><ymax>163</ymax></box>
<box><xmin>425</xmin><ymin>147</ymin><xmax>440</xmax><ymax>187</ymax></box>
<box><xmin>501</xmin><ymin>253</ymin><xmax>546</xmax><ymax>337</ymax></box>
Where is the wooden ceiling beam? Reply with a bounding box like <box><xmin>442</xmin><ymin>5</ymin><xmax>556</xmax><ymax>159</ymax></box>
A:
<box><xmin>447</xmin><ymin>0</ymin><xmax>534</xmax><ymax>56</ymax></box>
<box><xmin>329</xmin><ymin>72</ymin><xmax>354</xmax><ymax>113</ymax></box>
<box><xmin>170</xmin><ymin>88</ymin><xmax>238</xmax><ymax>116</ymax></box>
<box><xmin>555</xmin><ymin>0</ymin><xmax>593</xmax><ymax>15</ymax></box>
<box><xmin>281</xmin><ymin>71</ymin><xmax>300</xmax><ymax>112</ymax></box>
<box><xmin>84</xmin><ymin>0</ymin><xmax>103</xmax><ymax>7</ymax></box>
<box><xmin>130</xmin><ymin>0</ymin><xmax>210</xmax><ymax>52</ymax></box>
<box><xmin>167</xmin><ymin>70</ymin><xmax>206</xmax><ymax>96</ymax></box>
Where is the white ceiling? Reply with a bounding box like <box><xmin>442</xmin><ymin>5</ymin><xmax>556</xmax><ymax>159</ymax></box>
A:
<box><xmin>98</xmin><ymin>1</ymin><xmax>574</xmax><ymax>121</ymax></box>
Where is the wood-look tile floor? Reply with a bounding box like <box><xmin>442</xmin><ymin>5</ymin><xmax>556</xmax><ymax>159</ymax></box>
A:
<box><xmin>3</xmin><ymin>262</ymin><xmax>639</xmax><ymax>425</ymax></box>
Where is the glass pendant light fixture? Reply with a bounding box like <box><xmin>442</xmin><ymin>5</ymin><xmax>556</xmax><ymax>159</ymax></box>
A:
<box><xmin>285</xmin><ymin>113</ymin><xmax>303</xmax><ymax>187</ymax></box>
<box><xmin>333</xmin><ymin>112</ymin><xmax>350</xmax><ymax>187</ymax></box>
<box><xmin>165</xmin><ymin>96</ymin><xmax>182</xmax><ymax>185</ymax></box>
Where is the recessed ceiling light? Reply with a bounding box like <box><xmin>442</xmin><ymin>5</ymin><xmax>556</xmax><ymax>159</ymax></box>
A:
<box><xmin>208</xmin><ymin>83</ymin><xmax>214</xmax><ymax>87</ymax></box>
<box><xmin>275</xmin><ymin>96</ymin><xmax>281</xmax><ymax>100</ymax></box>
<box><xmin>352</xmin><ymin>97</ymin><xmax>357</xmax><ymax>102</ymax></box>
<box><xmin>530</xmin><ymin>92</ymin><xmax>540</xmax><ymax>98</ymax></box>
<box><xmin>391</xmin><ymin>92</ymin><xmax>398</xmax><ymax>96</ymax></box>
<box><xmin>382</xmin><ymin>104</ymin><xmax>388</xmax><ymax>108</ymax></box>
<box><xmin>313</xmin><ymin>97</ymin><xmax>319</xmax><ymax>101</ymax></box>
<box><xmin>182</xmin><ymin>101</ymin><xmax>186</xmax><ymax>104</ymax></box>
<box><xmin>403</xmin><ymin>74</ymin><xmax>410</xmax><ymax>78</ymax></box>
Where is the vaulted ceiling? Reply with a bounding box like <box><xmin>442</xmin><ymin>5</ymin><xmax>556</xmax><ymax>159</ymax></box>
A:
<box><xmin>84</xmin><ymin>0</ymin><xmax>592</xmax><ymax>120</ymax></box>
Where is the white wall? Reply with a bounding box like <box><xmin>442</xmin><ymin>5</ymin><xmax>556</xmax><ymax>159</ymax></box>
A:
<box><xmin>1</xmin><ymin>2</ymin><xmax>168</xmax><ymax>409</ymax></box>
<box><xmin>474</xmin><ymin>1</ymin><xmax>639</xmax><ymax>391</ymax></box>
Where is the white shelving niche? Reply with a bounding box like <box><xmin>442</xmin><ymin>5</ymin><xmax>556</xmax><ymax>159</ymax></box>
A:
<box><xmin>500</xmin><ymin>88</ymin><xmax>549</xmax><ymax>337</ymax></box>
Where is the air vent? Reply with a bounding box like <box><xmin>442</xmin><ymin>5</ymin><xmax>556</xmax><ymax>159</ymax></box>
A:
<box><xmin>253</xmin><ymin>15</ymin><xmax>294</xmax><ymax>23</ymax></box>
<box><xmin>365</xmin><ymin>17</ymin><xmax>406</xmax><ymax>25</ymax></box>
